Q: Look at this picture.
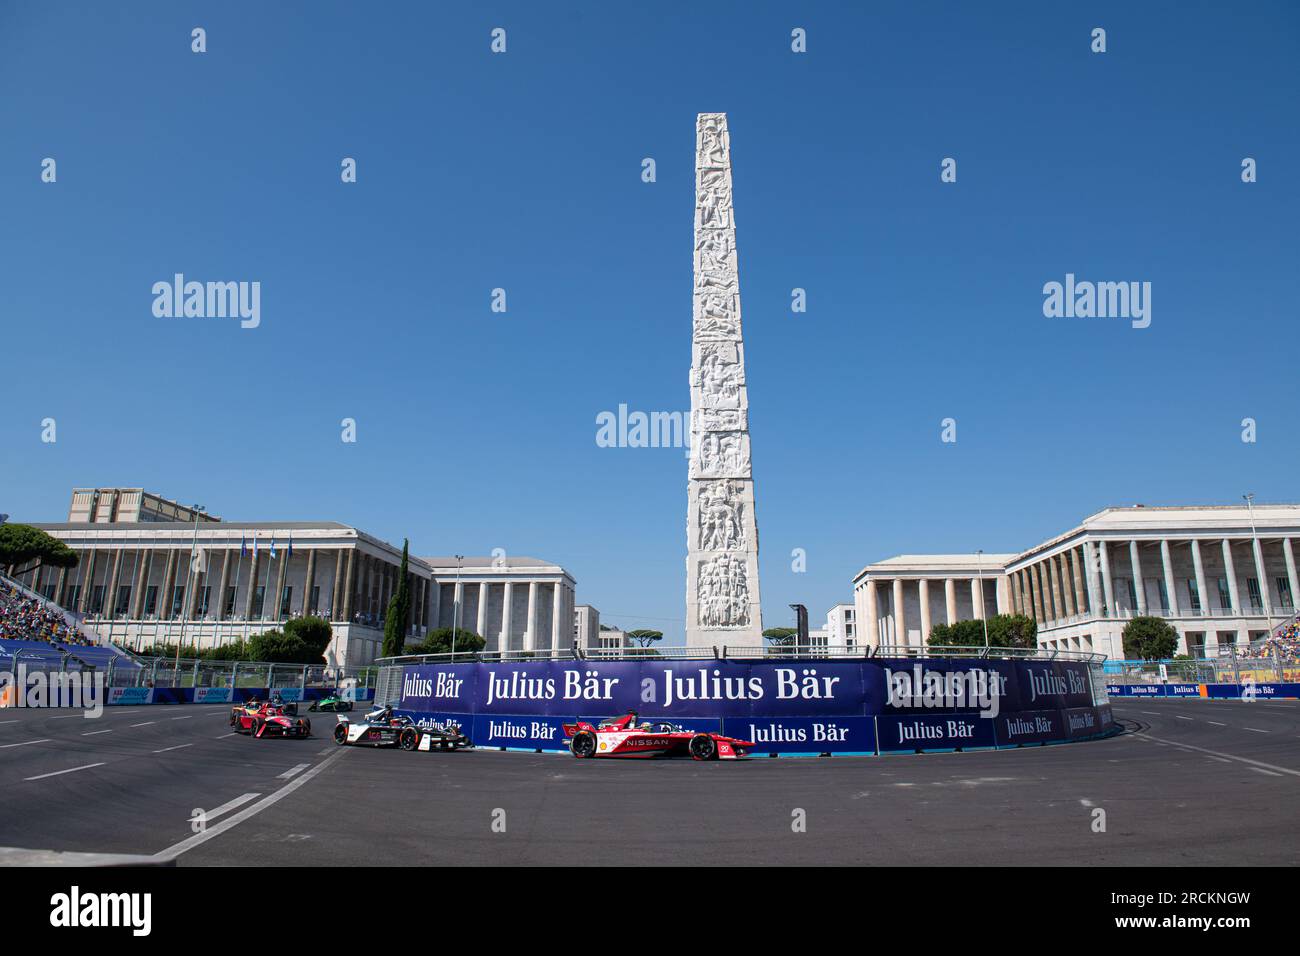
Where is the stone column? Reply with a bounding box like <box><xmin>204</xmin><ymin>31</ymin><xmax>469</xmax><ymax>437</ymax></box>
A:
<box><xmin>273</xmin><ymin>551</ymin><xmax>289</xmax><ymax>621</ymax></box>
<box><xmin>1098</xmin><ymin>541</ymin><xmax>1116</xmax><ymax>617</ymax></box>
<box><xmin>892</xmin><ymin>578</ymin><xmax>906</xmax><ymax>646</ymax></box>
<box><xmin>160</xmin><ymin>549</ymin><xmax>177</xmax><ymax>619</ymax></box>
<box><xmin>426</xmin><ymin>575</ymin><xmax>440</xmax><ymax>630</ymax></box>
<box><xmin>452</xmin><ymin>580</ymin><xmax>464</xmax><ymax>633</ymax></box>
<box><xmin>1010</xmin><ymin>573</ymin><xmax>1023</xmax><ymax>616</ymax></box>
<box><xmin>1191</xmin><ymin>540</ymin><xmax>1209</xmax><ymax>615</ymax></box>
<box><xmin>1221</xmin><ymin>539</ymin><xmax>1241</xmax><ymax>613</ymax></box>
<box><xmin>105</xmin><ymin>549</ymin><xmax>124</xmax><ymax>617</ymax></box>
<box><xmin>501</xmin><ymin>581</ymin><xmax>514</xmax><ymax>650</ymax></box>
<box><xmin>341</xmin><ymin>549</ymin><xmax>356</xmax><ymax>620</ymax></box>
<box><xmin>1070</xmin><ymin>548</ymin><xmax>1088</xmax><ymax>615</ymax></box>
<box><xmin>330</xmin><ymin>550</ymin><xmax>344</xmax><ymax>620</ymax></box>
<box><xmin>1029</xmin><ymin>563</ymin><xmax>1044</xmax><ymax>622</ymax></box>
<box><xmin>302</xmin><ymin>549</ymin><xmax>317</xmax><ymax>615</ymax></box>
<box><xmin>864</xmin><ymin>580</ymin><xmax>879</xmax><ymax>646</ymax></box>
<box><xmin>996</xmin><ymin>575</ymin><xmax>1010</xmax><ymax>615</ymax></box>
<box><xmin>1081</xmin><ymin>543</ymin><xmax>1099</xmax><ymax>617</ymax></box>
<box><xmin>524</xmin><ymin>581</ymin><xmax>538</xmax><ymax>651</ymax></box>
<box><xmin>1160</xmin><ymin>539</ymin><xmax>1179</xmax><ymax>616</ymax></box>
<box><xmin>216</xmin><ymin>549</ymin><xmax>231</xmax><ymax>620</ymax></box>
<box><xmin>970</xmin><ymin>577</ymin><xmax>984</xmax><ymax>621</ymax></box>
<box><xmin>243</xmin><ymin>550</ymin><xmax>260</xmax><ymax>620</ymax></box>
<box><xmin>1250</xmin><ymin>535</ymin><xmax>1271</xmax><ymax>616</ymax></box>
<box><xmin>477</xmin><ymin>581</ymin><xmax>489</xmax><ymax>642</ymax></box>
<box><xmin>77</xmin><ymin>549</ymin><xmax>97</xmax><ymax>613</ymax></box>
<box><xmin>1058</xmin><ymin>555</ymin><xmax>1076</xmax><ymax>618</ymax></box>
<box><xmin>944</xmin><ymin>578</ymin><xmax>957</xmax><ymax>625</ymax></box>
<box><xmin>918</xmin><ymin>579</ymin><xmax>931</xmax><ymax>643</ymax></box>
<box><xmin>551</xmin><ymin>581</ymin><xmax>564</xmax><ymax>651</ymax></box>
<box><xmin>55</xmin><ymin>565</ymin><xmax>69</xmax><ymax>608</ymax></box>
<box><xmin>1284</xmin><ymin>538</ymin><xmax>1299</xmax><ymax>614</ymax></box>
<box><xmin>1129</xmin><ymin>541</ymin><xmax>1147</xmax><ymax>614</ymax></box>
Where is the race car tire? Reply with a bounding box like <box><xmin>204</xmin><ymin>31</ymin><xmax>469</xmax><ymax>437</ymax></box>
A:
<box><xmin>299</xmin><ymin>719</ymin><xmax>311</xmax><ymax>737</ymax></box>
<box><xmin>570</xmin><ymin>731</ymin><xmax>597</xmax><ymax>758</ymax></box>
<box><xmin>689</xmin><ymin>734</ymin><xmax>717</xmax><ymax>761</ymax></box>
<box><xmin>250</xmin><ymin>718</ymin><xmax>263</xmax><ymax>739</ymax></box>
<box><xmin>333</xmin><ymin>723</ymin><xmax>349</xmax><ymax>745</ymax></box>
<box><xmin>398</xmin><ymin>727</ymin><xmax>419</xmax><ymax>751</ymax></box>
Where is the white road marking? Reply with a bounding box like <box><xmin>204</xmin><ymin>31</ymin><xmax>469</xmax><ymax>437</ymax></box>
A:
<box><xmin>50</xmin><ymin>714</ymin><xmax>84</xmax><ymax>720</ymax></box>
<box><xmin>1250</xmin><ymin>767</ymin><xmax>1284</xmax><ymax>777</ymax></box>
<box><xmin>0</xmin><ymin>738</ymin><xmax>50</xmax><ymax>749</ymax></box>
<box><xmin>1208</xmin><ymin>721</ymin><xmax>1227</xmax><ymax>726</ymax></box>
<box><xmin>1207</xmin><ymin>756</ymin><xmax>1232</xmax><ymax>763</ymax></box>
<box><xmin>1245</xmin><ymin>728</ymin><xmax>1269</xmax><ymax>734</ymax></box>
<box><xmin>151</xmin><ymin>749</ymin><xmax>348</xmax><ymax>861</ymax></box>
<box><xmin>81</xmin><ymin>729</ymin><xmax>112</xmax><ymax>737</ymax></box>
<box><xmin>152</xmin><ymin>743</ymin><xmax>193</xmax><ymax>754</ymax></box>
<box><xmin>1141</xmin><ymin>711</ymin><xmax>1160</xmax><ymax>716</ymax></box>
<box><xmin>130</xmin><ymin>721</ymin><xmax>155</xmax><ymax>728</ymax></box>
<box><xmin>217</xmin><ymin>733</ymin><xmax>237</xmax><ymax>739</ymax></box>
<box><xmin>0</xmin><ymin>720</ymin><xmax>20</xmax><ymax>725</ymax></box>
<box><xmin>203</xmin><ymin>792</ymin><xmax>260</xmax><ymax>821</ymax></box>
<box><xmin>24</xmin><ymin>762</ymin><xmax>106</xmax><ymax>781</ymax></box>
<box><xmin>277</xmin><ymin>763</ymin><xmax>310</xmax><ymax>780</ymax></box>
<box><xmin>1175</xmin><ymin>715</ymin><xmax>1193</xmax><ymax>721</ymax></box>
<box><xmin>170</xmin><ymin>715</ymin><xmax>195</xmax><ymax>721</ymax></box>
<box><xmin>1079</xmin><ymin>798</ymin><xmax>1094</xmax><ymax>807</ymax></box>
<box><xmin>1136</xmin><ymin>732</ymin><xmax>1300</xmax><ymax>777</ymax></box>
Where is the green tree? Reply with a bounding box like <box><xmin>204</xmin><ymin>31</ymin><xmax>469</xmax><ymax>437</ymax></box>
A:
<box><xmin>410</xmin><ymin>627</ymin><xmax>485</xmax><ymax>656</ymax></box>
<box><xmin>246</xmin><ymin>628</ymin><xmax>316</xmax><ymax>664</ymax></box>
<box><xmin>382</xmin><ymin>540</ymin><xmax>411</xmax><ymax>658</ymax></box>
<box><xmin>763</xmin><ymin>627</ymin><xmax>799</xmax><ymax>657</ymax></box>
<box><xmin>0</xmin><ymin>524</ymin><xmax>78</xmax><ymax>578</ymax></box>
<box><xmin>985</xmin><ymin>613</ymin><xmax>1038</xmax><ymax>649</ymax></box>
<box><xmin>626</xmin><ymin>629</ymin><xmax>663</xmax><ymax>648</ymax></box>
<box><xmin>1122</xmin><ymin>616</ymin><xmax>1179</xmax><ymax>661</ymax></box>
<box><xmin>284</xmin><ymin>616</ymin><xmax>333</xmax><ymax>660</ymax></box>
<box><xmin>928</xmin><ymin>614</ymin><xmax>1038</xmax><ymax>650</ymax></box>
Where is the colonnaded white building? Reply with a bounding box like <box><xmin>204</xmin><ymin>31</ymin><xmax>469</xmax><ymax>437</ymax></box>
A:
<box><xmin>852</xmin><ymin>503</ymin><xmax>1300</xmax><ymax>660</ymax></box>
<box><xmin>15</xmin><ymin>488</ymin><xmax>577</xmax><ymax>667</ymax></box>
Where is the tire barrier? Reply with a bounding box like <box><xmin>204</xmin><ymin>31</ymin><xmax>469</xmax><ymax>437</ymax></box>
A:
<box><xmin>394</xmin><ymin>657</ymin><xmax>1118</xmax><ymax>756</ymax></box>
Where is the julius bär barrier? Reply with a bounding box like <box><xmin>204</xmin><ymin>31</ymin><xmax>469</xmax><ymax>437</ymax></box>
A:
<box><xmin>392</xmin><ymin>657</ymin><xmax>1117</xmax><ymax>756</ymax></box>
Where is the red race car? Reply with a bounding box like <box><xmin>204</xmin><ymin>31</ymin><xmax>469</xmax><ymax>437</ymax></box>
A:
<box><xmin>231</xmin><ymin>701</ymin><xmax>312</xmax><ymax>739</ymax></box>
<box><xmin>562</xmin><ymin>712</ymin><xmax>753</xmax><ymax>760</ymax></box>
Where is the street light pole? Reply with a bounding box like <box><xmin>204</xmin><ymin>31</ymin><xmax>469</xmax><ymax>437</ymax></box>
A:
<box><xmin>174</xmin><ymin>505</ymin><xmax>206</xmax><ymax>672</ymax></box>
<box><xmin>977</xmin><ymin>549</ymin><xmax>990</xmax><ymax>649</ymax></box>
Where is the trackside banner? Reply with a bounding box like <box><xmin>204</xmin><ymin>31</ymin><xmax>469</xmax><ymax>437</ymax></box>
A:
<box><xmin>398</xmin><ymin>659</ymin><xmax>1098</xmax><ymax>718</ymax></box>
<box><xmin>396</xmin><ymin>658</ymin><xmax>1116</xmax><ymax>754</ymax></box>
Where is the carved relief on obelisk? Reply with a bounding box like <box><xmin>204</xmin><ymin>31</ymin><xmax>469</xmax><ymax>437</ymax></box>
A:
<box><xmin>686</xmin><ymin>113</ymin><xmax>763</xmax><ymax>647</ymax></box>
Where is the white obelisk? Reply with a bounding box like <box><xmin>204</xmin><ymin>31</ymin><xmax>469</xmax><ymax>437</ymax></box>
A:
<box><xmin>686</xmin><ymin>113</ymin><xmax>763</xmax><ymax>648</ymax></box>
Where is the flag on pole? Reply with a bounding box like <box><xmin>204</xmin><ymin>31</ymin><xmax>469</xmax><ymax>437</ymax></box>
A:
<box><xmin>240</xmin><ymin>534</ymin><xmax>248</xmax><ymax>558</ymax></box>
<box><xmin>269</xmin><ymin>537</ymin><xmax>277</xmax><ymax>559</ymax></box>
<box><xmin>287</xmin><ymin>533</ymin><xmax>293</xmax><ymax>559</ymax></box>
<box><xmin>251</xmin><ymin>535</ymin><xmax>258</xmax><ymax>559</ymax></box>
<box><xmin>191</xmin><ymin>549</ymin><xmax>208</xmax><ymax>574</ymax></box>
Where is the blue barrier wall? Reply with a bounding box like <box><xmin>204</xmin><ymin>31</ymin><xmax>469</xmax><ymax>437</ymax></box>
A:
<box><xmin>396</xmin><ymin>658</ymin><xmax>1117</xmax><ymax>755</ymax></box>
<box><xmin>1106</xmin><ymin>682</ymin><xmax>1300</xmax><ymax>700</ymax></box>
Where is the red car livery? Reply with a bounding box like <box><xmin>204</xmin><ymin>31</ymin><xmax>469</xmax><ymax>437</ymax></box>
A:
<box><xmin>231</xmin><ymin>702</ymin><xmax>312</xmax><ymax>739</ymax></box>
<box><xmin>562</xmin><ymin>712</ymin><xmax>753</xmax><ymax>760</ymax></box>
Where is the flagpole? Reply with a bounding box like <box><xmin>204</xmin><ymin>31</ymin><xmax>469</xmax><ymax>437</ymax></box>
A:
<box><xmin>174</xmin><ymin>505</ymin><xmax>206</xmax><ymax>675</ymax></box>
<box><xmin>229</xmin><ymin>535</ymin><xmax>246</xmax><ymax>648</ymax></box>
<box><xmin>261</xmin><ymin>534</ymin><xmax>276</xmax><ymax>626</ymax></box>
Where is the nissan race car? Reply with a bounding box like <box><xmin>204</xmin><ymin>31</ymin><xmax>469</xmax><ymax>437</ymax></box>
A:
<box><xmin>308</xmin><ymin>694</ymin><xmax>353</xmax><ymax>713</ymax></box>
<box><xmin>332</xmin><ymin>704</ymin><xmax>473</xmax><ymax>752</ymax></box>
<box><xmin>562</xmin><ymin>712</ymin><xmax>753</xmax><ymax>760</ymax></box>
<box><xmin>230</xmin><ymin>701</ymin><xmax>312</xmax><ymax>739</ymax></box>
<box><xmin>230</xmin><ymin>695</ymin><xmax>298</xmax><ymax>723</ymax></box>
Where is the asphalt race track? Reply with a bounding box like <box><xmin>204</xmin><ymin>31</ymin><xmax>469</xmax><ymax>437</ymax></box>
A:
<box><xmin>0</xmin><ymin>700</ymin><xmax>1296</xmax><ymax>866</ymax></box>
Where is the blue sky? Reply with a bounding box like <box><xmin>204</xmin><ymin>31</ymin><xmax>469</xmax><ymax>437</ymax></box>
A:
<box><xmin>2</xmin><ymin>2</ymin><xmax>1297</xmax><ymax>641</ymax></box>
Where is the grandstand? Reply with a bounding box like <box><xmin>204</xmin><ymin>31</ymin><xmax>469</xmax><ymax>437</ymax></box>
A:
<box><xmin>0</xmin><ymin>572</ymin><xmax>138</xmax><ymax>672</ymax></box>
